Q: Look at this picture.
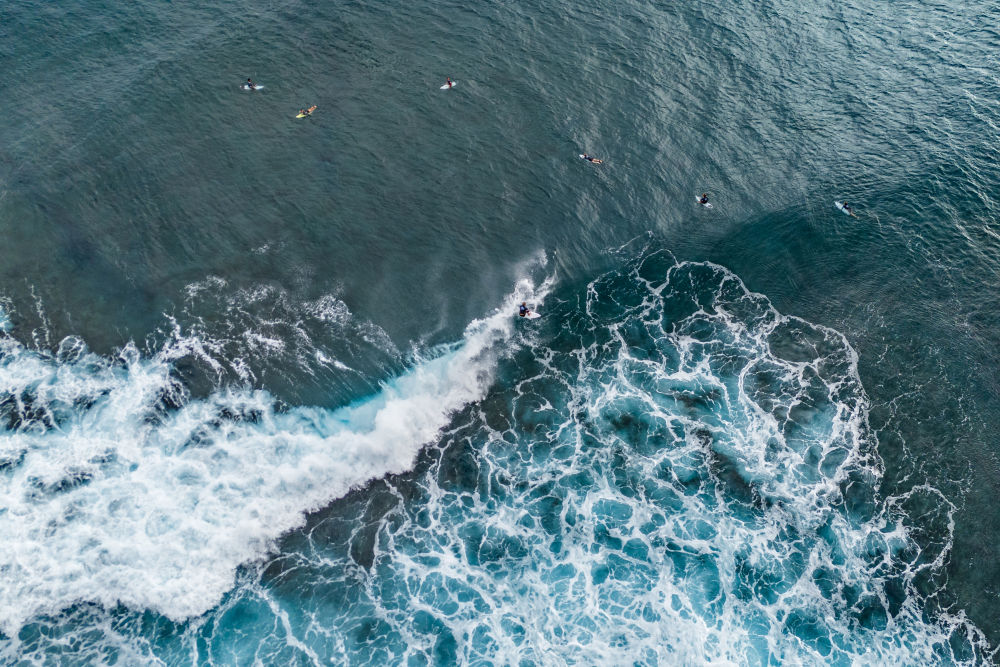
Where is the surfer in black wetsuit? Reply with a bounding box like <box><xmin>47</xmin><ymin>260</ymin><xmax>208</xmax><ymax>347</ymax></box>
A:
<box><xmin>699</xmin><ymin>193</ymin><xmax>709</xmax><ymax>205</ymax></box>
<box><xmin>582</xmin><ymin>154</ymin><xmax>604</xmax><ymax>164</ymax></box>
<box><xmin>246</xmin><ymin>78</ymin><xmax>256</xmax><ymax>90</ymax></box>
<box><xmin>843</xmin><ymin>201</ymin><xmax>854</xmax><ymax>216</ymax></box>
<box><xmin>519</xmin><ymin>302</ymin><xmax>529</xmax><ymax>317</ymax></box>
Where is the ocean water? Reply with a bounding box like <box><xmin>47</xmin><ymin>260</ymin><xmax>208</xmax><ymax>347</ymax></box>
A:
<box><xmin>2</xmin><ymin>0</ymin><xmax>1000</xmax><ymax>663</ymax></box>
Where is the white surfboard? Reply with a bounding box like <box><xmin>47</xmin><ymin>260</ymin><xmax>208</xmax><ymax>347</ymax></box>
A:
<box><xmin>440</xmin><ymin>81</ymin><xmax>457</xmax><ymax>90</ymax></box>
<box><xmin>834</xmin><ymin>201</ymin><xmax>855</xmax><ymax>216</ymax></box>
<box><xmin>525</xmin><ymin>311</ymin><xmax>541</xmax><ymax>319</ymax></box>
<box><xmin>696</xmin><ymin>196</ymin><xmax>713</xmax><ymax>209</ymax></box>
<box><xmin>242</xmin><ymin>84</ymin><xmax>263</xmax><ymax>91</ymax></box>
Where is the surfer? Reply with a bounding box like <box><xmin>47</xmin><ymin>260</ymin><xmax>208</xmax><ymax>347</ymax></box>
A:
<box><xmin>246</xmin><ymin>78</ymin><xmax>256</xmax><ymax>90</ymax></box>
<box><xmin>446</xmin><ymin>77</ymin><xmax>454</xmax><ymax>88</ymax></box>
<box><xmin>298</xmin><ymin>106</ymin><xmax>314</xmax><ymax>117</ymax></box>
<box><xmin>699</xmin><ymin>193</ymin><xmax>709</xmax><ymax>205</ymax></box>
<box><xmin>842</xmin><ymin>201</ymin><xmax>854</xmax><ymax>216</ymax></box>
<box><xmin>582</xmin><ymin>154</ymin><xmax>604</xmax><ymax>164</ymax></box>
<box><xmin>519</xmin><ymin>302</ymin><xmax>530</xmax><ymax>317</ymax></box>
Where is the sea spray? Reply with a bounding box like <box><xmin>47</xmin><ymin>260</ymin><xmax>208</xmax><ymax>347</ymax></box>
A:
<box><xmin>0</xmin><ymin>278</ymin><xmax>551</xmax><ymax>634</ymax></box>
<box><xmin>1</xmin><ymin>256</ymin><xmax>992</xmax><ymax>664</ymax></box>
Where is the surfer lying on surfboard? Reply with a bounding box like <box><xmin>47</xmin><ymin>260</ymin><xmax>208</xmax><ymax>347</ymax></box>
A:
<box><xmin>296</xmin><ymin>106</ymin><xmax>317</xmax><ymax>118</ymax></box>
<box><xmin>581</xmin><ymin>154</ymin><xmax>603</xmax><ymax>164</ymax></box>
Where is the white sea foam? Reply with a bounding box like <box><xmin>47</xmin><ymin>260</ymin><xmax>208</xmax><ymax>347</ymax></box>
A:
<box><xmin>0</xmin><ymin>257</ymin><xmax>991</xmax><ymax>664</ymax></box>
<box><xmin>0</xmin><ymin>277</ymin><xmax>551</xmax><ymax>634</ymax></box>
<box><xmin>293</xmin><ymin>257</ymin><xmax>991</xmax><ymax>665</ymax></box>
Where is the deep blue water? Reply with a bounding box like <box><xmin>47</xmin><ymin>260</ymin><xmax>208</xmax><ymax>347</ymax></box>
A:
<box><xmin>2</xmin><ymin>0</ymin><xmax>1000</xmax><ymax>663</ymax></box>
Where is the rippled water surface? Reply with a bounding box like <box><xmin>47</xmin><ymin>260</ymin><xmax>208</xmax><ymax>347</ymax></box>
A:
<box><xmin>1</xmin><ymin>0</ymin><xmax>999</xmax><ymax>663</ymax></box>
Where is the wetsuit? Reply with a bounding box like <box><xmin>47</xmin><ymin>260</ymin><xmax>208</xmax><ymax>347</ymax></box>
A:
<box><xmin>519</xmin><ymin>305</ymin><xmax>528</xmax><ymax>317</ymax></box>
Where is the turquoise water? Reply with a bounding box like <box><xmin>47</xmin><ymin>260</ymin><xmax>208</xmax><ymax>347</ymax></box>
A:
<box><xmin>2</xmin><ymin>0</ymin><xmax>1000</xmax><ymax>663</ymax></box>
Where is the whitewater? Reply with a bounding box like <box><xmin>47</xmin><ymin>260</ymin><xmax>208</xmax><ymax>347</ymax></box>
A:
<box><xmin>0</xmin><ymin>250</ymin><xmax>992</xmax><ymax>664</ymax></box>
<box><xmin>4</xmin><ymin>0</ymin><xmax>1000</xmax><ymax>660</ymax></box>
<box><xmin>0</xmin><ymin>275</ymin><xmax>547</xmax><ymax>634</ymax></box>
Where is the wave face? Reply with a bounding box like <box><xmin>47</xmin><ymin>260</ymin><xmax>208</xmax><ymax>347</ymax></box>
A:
<box><xmin>0</xmin><ymin>253</ymin><xmax>991</xmax><ymax>664</ymax></box>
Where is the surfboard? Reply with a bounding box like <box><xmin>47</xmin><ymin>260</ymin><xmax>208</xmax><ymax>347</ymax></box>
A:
<box><xmin>524</xmin><ymin>311</ymin><xmax>541</xmax><ymax>319</ymax></box>
<box><xmin>295</xmin><ymin>105</ymin><xmax>317</xmax><ymax>118</ymax></box>
<box><xmin>440</xmin><ymin>82</ymin><xmax>457</xmax><ymax>89</ymax></box>
<box><xmin>696</xmin><ymin>196</ymin><xmax>713</xmax><ymax>209</ymax></box>
<box><xmin>834</xmin><ymin>201</ymin><xmax>855</xmax><ymax>216</ymax></box>
<box><xmin>242</xmin><ymin>84</ymin><xmax>263</xmax><ymax>91</ymax></box>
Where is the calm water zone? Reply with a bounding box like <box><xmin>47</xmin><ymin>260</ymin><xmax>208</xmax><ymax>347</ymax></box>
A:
<box><xmin>2</xmin><ymin>0</ymin><xmax>1000</xmax><ymax>663</ymax></box>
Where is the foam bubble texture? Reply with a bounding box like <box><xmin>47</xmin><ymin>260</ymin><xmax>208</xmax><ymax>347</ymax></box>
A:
<box><xmin>164</xmin><ymin>253</ymin><xmax>985</xmax><ymax>665</ymax></box>
<box><xmin>0</xmin><ymin>278</ymin><xmax>548</xmax><ymax>634</ymax></box>
<box><xmin>1</xmin><ymin>255</ymin><xmax>991</xmax><ymax>665</ymax></box>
